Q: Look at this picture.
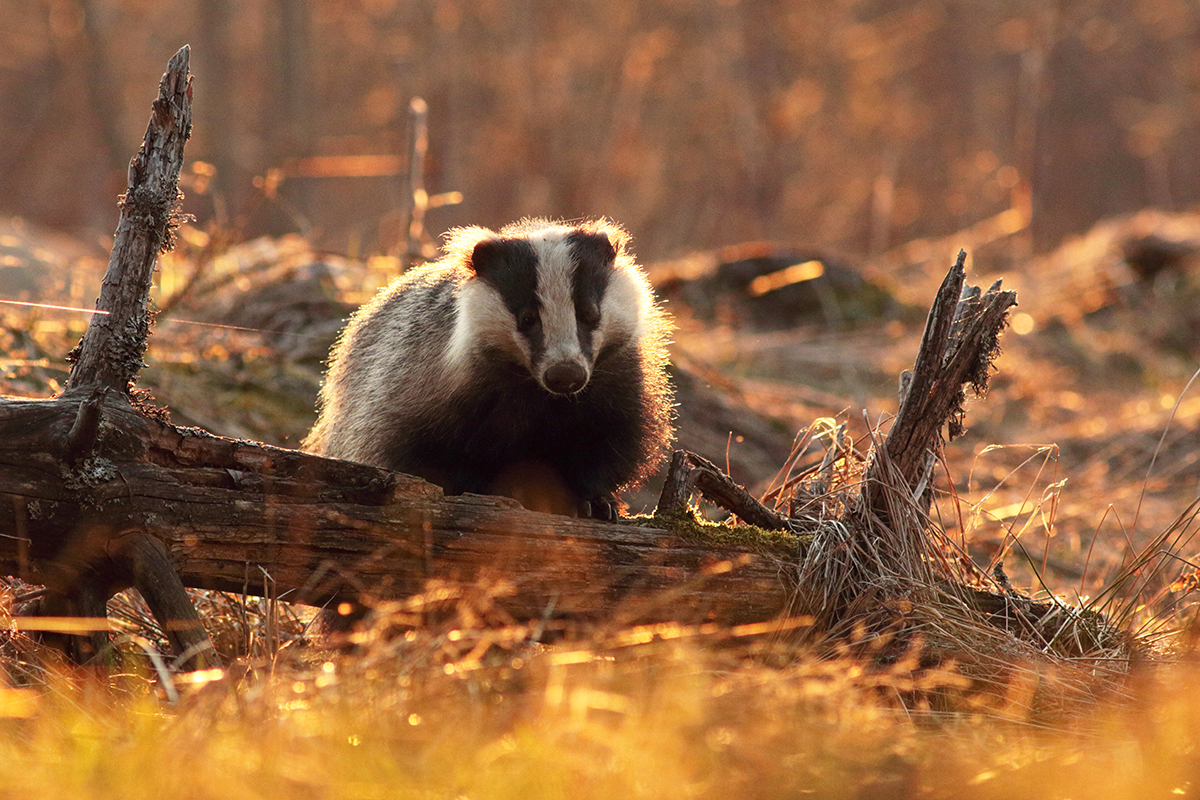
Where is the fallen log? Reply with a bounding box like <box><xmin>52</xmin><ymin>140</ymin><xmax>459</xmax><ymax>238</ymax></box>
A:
<box><xmin>0</xmin><ymin>392</ymin><xmax>798</xmax><ymax>630</ymax></box>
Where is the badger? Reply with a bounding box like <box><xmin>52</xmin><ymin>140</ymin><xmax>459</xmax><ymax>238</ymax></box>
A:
<box><xmin>303</xmin><ymin>218</ymin><xmax>674</xmax><ymax>519</ymax></box>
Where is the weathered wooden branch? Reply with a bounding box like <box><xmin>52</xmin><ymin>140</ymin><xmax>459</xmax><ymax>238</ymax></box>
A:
<box><xmin>865</xmin><ymin>251</ymin><xmax>1017</xmax><ymax>520</ymax></box>
<box><xmin>24</xmin><ymin>46</ymin><xmax>216</xmax><ymax>669</ymax></box>
<box><xmin>67</xmin><ymin>45</ymin><xmax>192</xmax><ymax>397</ymax></box>
<box><xmin>64</xmin><ymin>385</ymin><xmax>109</xmax><ymax>465</ymax></box>
<box><xmin>655</xmin><ymin>450</ymin><xmax>791</xmax><ymax>531</ymax></box>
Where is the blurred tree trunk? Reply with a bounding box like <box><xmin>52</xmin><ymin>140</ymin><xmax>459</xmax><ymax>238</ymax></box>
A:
<box><xmin>272</xmin><ymin>0</ymin><xmax>314</xmax><ymax>215</ymax></box>
<box><xmin>196</xmin><ymin>0</ymin><xmax>239</xmax><ymax>211</ymax></box>
<box><xmin>77</xmin><ymin>0</ymin><xmax>127</xmax><ymax>172</ymax></box>
<box><xmin>275</xmin><ymin>0</ymin><xmax>312</xmax><ymax>146</ymax></box>
<box><xmin>0</xmin><ymin>55</ymin><xmax>62</xmax><ymax>210</ymax></box>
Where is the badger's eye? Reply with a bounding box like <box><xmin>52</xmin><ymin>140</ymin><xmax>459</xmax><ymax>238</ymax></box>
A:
<box><xmin>516</xmin><ymin>308</ymin><xmax>541</xmax><ymax>334</ymax></box>
<box><xmin>577</xmin><ymin>302</ymin><xmax>601</xmax><ymax>328</ymax></box>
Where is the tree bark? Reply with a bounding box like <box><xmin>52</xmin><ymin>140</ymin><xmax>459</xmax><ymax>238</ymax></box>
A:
<box><xmin>0</xmin><ymin>394</ymin><xmax>795</xmax><ymax>630</ymax></box>
<box><xmin>67</xmin><ymin>45</ymin><xmax>191</xmax><ymax>397</ymax></box>
<box><xmin>864</xmin><ymin>252</ymin><xmax>1017</xmax><ymax>520</ymax></box>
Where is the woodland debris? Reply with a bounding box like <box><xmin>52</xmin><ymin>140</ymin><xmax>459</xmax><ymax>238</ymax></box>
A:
<box><xmin>67</xmin><ymin>45</ymin><xmax>193</xmax><ymax>398</ymax></box>
<box><xmin>19</xmin><ymin>46</ymin><xmax>213</xmax><ymax>670</ymax></box>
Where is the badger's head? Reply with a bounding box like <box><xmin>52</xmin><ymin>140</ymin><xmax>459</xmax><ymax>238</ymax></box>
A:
<box><xmin>445</xmin><ymin>219</ymin><xmax>651</xmax><ymax>396</ymax></box>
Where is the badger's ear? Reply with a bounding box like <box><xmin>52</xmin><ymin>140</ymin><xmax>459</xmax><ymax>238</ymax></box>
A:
<box><xmin>466</xmin><ymin>237</ymin><xmax>507</xmax><ymax>276</ymax></box>
<box><xmin>567</xmin><ymin>231</ymin><xmax>618</xmax><ymax>270</ymax></box>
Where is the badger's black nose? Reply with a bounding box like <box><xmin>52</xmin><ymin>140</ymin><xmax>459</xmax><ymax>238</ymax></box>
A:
<box><xmin>544</xmin><ymin>362</ymin><xmax>589</xmax><ymax>395</ymax></box>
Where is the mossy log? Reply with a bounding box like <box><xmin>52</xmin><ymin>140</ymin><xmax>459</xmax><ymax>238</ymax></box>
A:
<box><xmin>0</xmin><ymin>390</ymin><xmax>799</xmax><ymax>632</ymax></box>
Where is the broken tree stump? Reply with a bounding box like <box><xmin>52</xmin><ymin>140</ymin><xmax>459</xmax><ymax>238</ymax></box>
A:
<box><xmin>866</xmin><ymin>251</ymin><xmax>1017</xmax><ymax>520</ymax></box>
<box><xmin>67</xmin><ymin>46</ymin><xmax>192</xmax><ymax>397</ymax></box>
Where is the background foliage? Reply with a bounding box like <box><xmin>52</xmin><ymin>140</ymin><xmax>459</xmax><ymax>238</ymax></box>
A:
<box><xmin>2</xmin><ymin>0</ymin><xmax>1198</xmax><ymax>260</ymax></box>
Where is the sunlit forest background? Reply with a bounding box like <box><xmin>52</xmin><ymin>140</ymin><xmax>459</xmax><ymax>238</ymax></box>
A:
<box><xmin>2</xmin><ymin>2</ymin><xmax>1200</xmax><ymax>798</ymax></box>
<box><xmin>3</xmin><ymin>0</ymin><xmax>1198</xmax><ymax>261</ymax></box>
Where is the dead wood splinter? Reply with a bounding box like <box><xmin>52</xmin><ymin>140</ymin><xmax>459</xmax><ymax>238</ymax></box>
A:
<box><xmin>655</xmin><ymin>449</ymin><xmax>791</xmax><ymax>531</ymax></box>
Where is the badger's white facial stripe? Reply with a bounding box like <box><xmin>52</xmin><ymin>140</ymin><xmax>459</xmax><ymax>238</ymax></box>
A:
<box><xmin>595</xmin><ymin>267</ymin><xmax>647</xmax><ymax>351</ymax></box>
<box><xmin>528</xmin><ymin>231</ymin><xmax>589</xmax><ymax>379</ymax></box>
<box><xmin>446</xmin><ymin>280</ymin><xmax>532</xmax><ymax>375</ymax></box>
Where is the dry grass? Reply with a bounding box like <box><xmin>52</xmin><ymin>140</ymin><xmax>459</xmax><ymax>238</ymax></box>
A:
<box><xmin>0</xmin><ymin>400</ymin><xmax>1187</xmax><ymax>798</ymax></box>
<box><xmin>0</xmin><ymin>577</ymin><xmax>1195</xmax><ymax>799</ymax></box>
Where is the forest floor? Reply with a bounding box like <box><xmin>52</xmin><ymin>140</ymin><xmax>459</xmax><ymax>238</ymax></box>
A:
<box><xmin>0</xmin><ymin>209</ymin><xmax>1197</xmax><ymax>798</ymax></box>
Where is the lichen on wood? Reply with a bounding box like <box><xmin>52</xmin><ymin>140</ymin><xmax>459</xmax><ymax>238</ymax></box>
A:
<box><xmin>66</xmin><ymin>45</ymin><xmax>193</xmax><ymax>398</ymax></box>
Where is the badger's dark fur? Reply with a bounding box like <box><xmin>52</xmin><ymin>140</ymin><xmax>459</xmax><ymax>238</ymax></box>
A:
<box><xmin>304</xmin><ymin>218</ymin><xmax>674</xmax><ymax>517</ymax></box>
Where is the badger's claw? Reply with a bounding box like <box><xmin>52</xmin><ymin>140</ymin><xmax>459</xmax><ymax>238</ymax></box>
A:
<box><xmin>579</xmin><ymin>497</ymin><xmax>619</xmax><ymax>521</ymax></box>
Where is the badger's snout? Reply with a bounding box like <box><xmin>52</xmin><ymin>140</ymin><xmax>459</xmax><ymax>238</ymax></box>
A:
<box><xmin>543</xmin><ymin>362</ymin><xmax>589</xmax><ymax>395</ymax></box>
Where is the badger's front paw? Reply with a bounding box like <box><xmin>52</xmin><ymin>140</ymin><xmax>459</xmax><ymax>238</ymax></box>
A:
<box><xmin>578</xmin><ymin>496</ymin><xmax>619</xmax><ymax>521</ymax></box>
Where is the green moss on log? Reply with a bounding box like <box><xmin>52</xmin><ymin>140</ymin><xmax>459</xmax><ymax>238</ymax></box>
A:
<box><xmin>632</xmin><ymin>510</ymin><xmax>810</xmax><ymax>560</ymax></box>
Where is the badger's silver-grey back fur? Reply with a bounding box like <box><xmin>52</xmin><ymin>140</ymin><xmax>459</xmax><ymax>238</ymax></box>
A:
<box><xmin>303</xmin><ymin>218</ymin><xmax>673</xmax><ymax>516</ymax></box>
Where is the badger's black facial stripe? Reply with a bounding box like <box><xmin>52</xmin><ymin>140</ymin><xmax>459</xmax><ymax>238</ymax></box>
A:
<box><xmin>566</xmin><ymin>231</ymin><xmax>614</xmax><ymax>326</ymax></box>
<box><xmin>470</xmin><ymin>236</ymin><xmax>541</xmax><ymax>316</ymax></box>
